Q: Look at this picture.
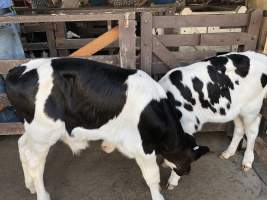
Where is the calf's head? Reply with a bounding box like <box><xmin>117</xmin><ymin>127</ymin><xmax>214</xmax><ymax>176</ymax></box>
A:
<box><xmin>161</xmin><ymin>133</ymin><xmax>209</xmax><ymax>176</ymax></box>
<box><xmin>138</xmin><ymin>98</ymin><xmax>209</xmax><ymax>176</ymax></box>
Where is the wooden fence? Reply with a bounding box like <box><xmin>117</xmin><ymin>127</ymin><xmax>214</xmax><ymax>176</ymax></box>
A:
<box><xmin>140</xmin><ymin>9</ymin><xmax>263</xmax><ymax>75</ymax></box>
<box><xmin>16</xmin><ymin>6</ymin><xmax>175</xmax><ymax>58</ymax></box>
<box><xmin>0</xmin><ymin>9</ymin><xmax>265</xmax><ymax>135</ymax></box>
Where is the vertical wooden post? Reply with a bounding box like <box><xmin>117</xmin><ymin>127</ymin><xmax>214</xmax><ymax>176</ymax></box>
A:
<box><xmin>107</xmin><ymin>20</ymin><xmax>115</xmax><ymax>55</ymax></box>
<box><xmin>140</xmin><ymin>12</ymin><xmax>152</xmax><ymax>75</ymax></box>
<box><xmin>247</xmin><ymin>0</ymin><xmax>267</xmax><ymax>51</ymax></box>
<box><xmin>54</xmin><ymin>22</ymin><xmax>69</xmax><ymax>56</ymax></box>
<box><xmin>244</xmin><ymin>9</ymin><xmax>263</xmax><ymax>51</ymax></box>
<box><xmin>264</xmin><ymin>38</ymin><xmax>267</xmax><ymax>54</ymax></box>
<box><xmin>45</xmin><ymin>23</ymin><xmax>57</xmax><ymax>57</ymax></box>
<box><xmin>119</xmin><ymin>12</ymin><xmax>136</xmax><ymax>69</ymax></box>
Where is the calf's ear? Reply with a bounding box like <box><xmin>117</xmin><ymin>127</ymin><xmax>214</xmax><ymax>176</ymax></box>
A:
<box><xmin>193</xmin><ymin>145</ymin><xmax>210</xmax><ymax>161</ymax></box>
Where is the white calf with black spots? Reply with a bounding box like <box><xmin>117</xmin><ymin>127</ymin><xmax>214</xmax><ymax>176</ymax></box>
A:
<box><xmin>6</xmin><ymin>58</ymin><xmax>209</xmax><ymax>200</ymax></box>
<box><xmin>159</xmin><ymin>51</ymin><xmax>267</xmax><ymax>189</ymax></box>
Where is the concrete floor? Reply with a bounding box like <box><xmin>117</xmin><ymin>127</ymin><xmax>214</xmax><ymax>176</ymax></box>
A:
<box><xmin>0</xmin><ymin>133</ymin><xmax>267</xmax><ymax>200</ymax></box>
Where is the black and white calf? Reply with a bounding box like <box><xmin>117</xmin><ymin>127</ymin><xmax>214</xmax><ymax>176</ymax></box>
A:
<box><xmin>158</xmin><ymin>51</ymin><xmax>267</xmax><ymax>189</ymax></box>
<box><xmin>6</xmin><ymin>58</ymin><xmax>208</xmax><ymax>200</ymax></box>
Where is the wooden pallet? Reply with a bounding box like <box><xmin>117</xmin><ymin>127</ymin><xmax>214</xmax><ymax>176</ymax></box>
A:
<box><xmin>140</xmin><ymin>9</ymin><xmax>263</xmax><ymax>75</ymax></box>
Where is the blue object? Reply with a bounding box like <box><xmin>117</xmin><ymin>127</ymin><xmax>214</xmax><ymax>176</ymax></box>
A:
<box><xmin>153</xmin><ymin>0</ymin><xmax>176</xmax><ymax>4</ymax></box>
<box><xmin>0</xmin><ymin>12</ymin><xmax>25</xmax><ymax>59</ymax></box>
<box><xmin>0</xmin><ymin>106</ymin><xmax>22</xmax><ymax>123</ymax></box>
<box><xmin>0</xmin><ymin>75</ymin><xmax>22</xmax><ymax>123</ymax></box>
<box><xmin>0</xmin><ymin>75</ymin><xmax>5</xmax><ymax>94</ymax></box>
<box><xmin>0</xmin><ymin>0</ymin><xmax>13</xmax><ymax>9</ymax></box>
<box><xmin>91</xmin><ymin>0</ymin><xmax>107</xmax><ymax>6</ymax></box>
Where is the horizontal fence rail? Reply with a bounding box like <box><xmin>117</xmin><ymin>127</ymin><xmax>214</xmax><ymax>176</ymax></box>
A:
<box><xmin>153</xmin><ymin>13</ymin><xmax>249</xmax><ymax>28</ymax></box>
<box><xmin>0</xmin><ymin>13</ymin><xmax>135</xmax><ymax>24</ymax></box>
<box><xmin>154</xmin><ymin>32</ymin><xmax>256</xmax><ymax>47</ymax></box>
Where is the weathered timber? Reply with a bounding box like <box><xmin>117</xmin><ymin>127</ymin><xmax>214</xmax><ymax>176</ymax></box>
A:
<box><xmin>153</xmin><ymin>13</ymin><xmax>249</xmax><ymax>28</ymax></box>
<box><xmin>118</xmin><ymin>13</ymin><xmax>136</xmax><ymax>69</ymax></box>
<box><xmin>244</xmin><ymin>9</ymin><xmax>263</xmax><ymax>51</ymax></box>
<box><xmin>141</xmin><ymin>12</ymin><xmax>153</xmax><ymax>74</ymax></box>
<box><xmin>0</xmin><ymin>13</ymin><xmax>135</xmax><ymax>24</ymax></box>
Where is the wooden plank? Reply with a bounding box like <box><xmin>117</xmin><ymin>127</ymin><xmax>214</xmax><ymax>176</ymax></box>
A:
<box><xmin>244</xmin><ymin>9</ymin><xmax>264</xmax><ymax>51</ymax></box>
<box><xmin>255</xmin><ymin>137</ymin><xmax>267</xmax><ymax>167</ymax></box>
<box><xmin>0</xmin><ymin>123</ymin><xmax>24</xmax><ymax>135</ymax></box>
<box><xmin>156</xmin><ymin>34</ymin><xmax>200</xmax><ymax>47</ymax></box>
<box><xmin>56</xmin><ymin>37</ymin><xmax>141</xmax><ymax>50</ymax></box>
<box><xmin>247</xmin><ymin>1</ymin><xmax>267</xmax><ymax>51</ymax></box>
<box><xmin>54</xmin><ymin>22</ymin><xmax>68</xmax><ymax>56</ymax></box>
<box><xmin>258</xmin><ymin>18</ymin><xmax>267</xmax><ymax>51</ymax></box>
<box><xmin>45</xmin><ymin>23</ymin><xmax>57</xmax><ymax>57</ymax></box>
<box><xmin>155</xmin><ymin>32</ymin><xmax>253</xmax><ymax>47</ymax></box>
<box><xmin>153</xmin><ymin>13</ymin><xmax>249</xmax><ymax>28</ymax></box>
<box><xmin>21</xmin><ymin>23</ymin><xmax>51</xmax><ymax>32</ymax></box>
<box><xmin>15</xmin><ymin>6</ymin><xmax>174</xmax><ymax>15</ymax></box>
<box><xmin>141</xmin><ymin>12</ymin><xmax>153</xmax><ymax>75</ymax></box>
<box><xmin>22</xmin><ymin>42</ymin><xmax>49</xmax><ymax>50</ymax></box>
<box><xmin>0</xmin><ymin>55</ymin><xmax>120</xmax><ymax>74</ymax></box>
<box><xmin>151</xmin><ymin>51</ymin><xmax>216</xmax><ymax>74</ymax></box>
<box><xmin>154</xmin><ymin>48</ymin><xmax>215</xmax><ymax>69</ymax></box>
<box><xmin>200</xmin><ymin>32</ymin><xmax>255</xmax><ymax>46</ymax></box>
<box><xmin>119</xmin><ymin>13</ymin><xmax>136</xmax><ymax>69</ymax></box>
<box><xmin>70</xmin><ymin>26</ymin><xmax>119</xmax><ymax>57</ymax></box>
<box><xmin>264</xmin><ymin>38</ymin><xmax>267</xmax><ymax>54</ymax></box>
<box><xmin>152</xmin><ymin>37</ymin><xmax>176</xmax><ymax>67</ymax></box>
<box><xmin>175</xmin><ymin>50</ymin><xmax>216</xmax><ymax>62</ymax></box>
<box><xmin>0</xmin><ymin>13</ymin><xmax>135</xmax><ymax>24</ymax></box>
<box><xmin>153</xmin><ymin>36</ymin><xmax>216</xmax><ymax>68</ymax></box>
<box><xmin>56</xmin><ymin>38</ymin><xmax>117</xmax><ymax>49</ymax></box>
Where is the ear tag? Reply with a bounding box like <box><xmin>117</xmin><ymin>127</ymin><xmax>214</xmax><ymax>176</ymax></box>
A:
<box><xmin>193</xmin><ymin>146</ymin><xmax>199</xmax><ymax>151</ymax></box>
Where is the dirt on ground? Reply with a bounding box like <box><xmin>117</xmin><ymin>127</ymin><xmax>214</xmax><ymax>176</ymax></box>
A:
<box><xmin>0</xmin><ymin>133</ymin><xmax>267</xmax><ymax>200</ymax></box>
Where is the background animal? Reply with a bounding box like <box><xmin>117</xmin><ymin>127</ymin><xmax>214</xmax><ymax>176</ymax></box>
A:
<box><xmin>159</xmin><ymin>51</ymin><xmax>267</xmax><ymax>189</ymax></box>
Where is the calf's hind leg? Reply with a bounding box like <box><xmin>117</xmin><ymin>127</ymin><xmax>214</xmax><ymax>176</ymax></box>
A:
<box><xmin>241</xmin><ymin>114</ymin><xmax>261</xmax><ymax>171</ymax></box>
<box><xmin>18</xmin><ymin>128</ymin><xmax>61</xmax><ymax>200</ymax></box>
<box><xmin>220</xmin><ymin>116</ymin><xmax>245</xmax><ymax>160</ymax></box>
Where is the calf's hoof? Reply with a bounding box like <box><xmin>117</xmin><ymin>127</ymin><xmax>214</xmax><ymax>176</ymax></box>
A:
<box><xmin>166</xmin><ymin>183</ymin><xmax>176</xmax><ymax>190</ymax></box>
<box><xmin>219</xmin><ymin>151</ymin><xmax>233</xmax><ymax>160</ymax></box>
<box><xmin>25</xmin><ymin>181</ymin><xmax>36</xmax><ymax>194</ymax></box>
<box><xmin>28</xmin><ymin>185</ymin><xmax>36</xmax><ymax>194</ymax></box>
<box><xmin>241</xmin><ymin>164</ymin><xmax>251</xmax><ymax>172</ymax></box>
<box><xmin>37</xmin><ymin>192</ymin><xmax>51</xmax><ymax>200</ymax></box>
<box><xmin>151</xmin><ymin>193</ymin><xmax>165</xmax><ymax>200</ymax></box>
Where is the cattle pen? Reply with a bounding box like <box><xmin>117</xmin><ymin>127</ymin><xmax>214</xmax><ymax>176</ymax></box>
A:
<box><xmin>0</xmin><ymin>0</ymin><xmax>267</xmax><ymax>200</ymax></box>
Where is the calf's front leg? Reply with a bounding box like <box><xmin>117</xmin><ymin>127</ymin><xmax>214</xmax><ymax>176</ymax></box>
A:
<box><xmin>167</xmin><ymin>170</ymin><xmax>180</xmax><ymax>190</ymax></box>
<box><xmin>136</xmin><ymin>155</ymin><xmax>164</xmax><ymax>200</ymax></box>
